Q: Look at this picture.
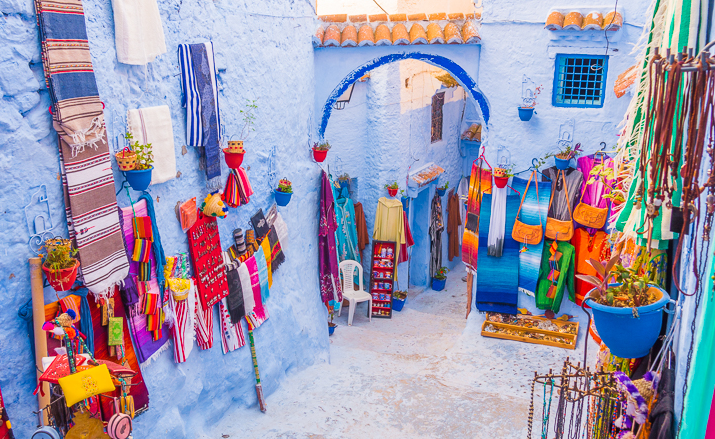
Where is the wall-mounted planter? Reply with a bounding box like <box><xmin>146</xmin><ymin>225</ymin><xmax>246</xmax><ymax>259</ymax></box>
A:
<box><xmin>274</xmin><ymin>190</ymin><xmax>292</xmax><ymax>207</ymax></box>
<box><xmin>436</xmin><ymin>188</ymin><xmax>447</xmax><ymax>197</ymax></box>
<box><xmin>387</xmin><ymin>188</ymin><xmax>398</xmax><ymax>197</ymax></box>
<box><xmin>124</xmin><ymin>166</ymin><xmax>153</xmax><ymax>191</ymax></box>
<box><xmin>312</xmin><ymin>148</ymin><xmax>328</xmax><ymax>162</ymax></box>
<box><xmin>42</xmin><ymin>259</ymin><xmax>79</xmax><ymax>291</ymax></box>
<box><xmin>518</xmin><ymin>107</ymin><xmax>535</xmax><ymax>121</ymax></box>
<box><xmin>554</xmin><ymin>157</ymin><xmax>571</xmax><ymax>170</ymax></box>
<box><xmin>494</xmin><ymin>176</ymin><xmax>509</xmax><ymax>188</ymax></box>
<box><xmin>223</xmin><ymin>149</ymin><xmax>245</xmax><ymax>169</ymax></box>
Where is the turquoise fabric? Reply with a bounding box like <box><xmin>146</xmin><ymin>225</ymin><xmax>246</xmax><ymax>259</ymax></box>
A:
<box><xmin>333</xmin><ymin>185</ymin><xmax>361</xmax><ymax>263</ymax></box>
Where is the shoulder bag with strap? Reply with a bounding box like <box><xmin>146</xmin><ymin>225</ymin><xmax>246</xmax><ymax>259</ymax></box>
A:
<box><xmin>512</xmin><ymin>170</ymin><xmax>543</xmax><ymax>245</ymax></box>
<box><xmin>573</xmin><ymin>155</ymin><xmax>609</xmax><ymax>229</ymax></box>
<box><xmin>545</xmin><ymin>170</ymin><xmax>575</xmax><ymax>241</ymax></box>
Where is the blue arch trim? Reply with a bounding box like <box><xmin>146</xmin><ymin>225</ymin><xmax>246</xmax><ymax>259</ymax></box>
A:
<box><xmin>319</xmin><ymin>52</ymin><xmax>489</xmax><ymax>138</ymax></box>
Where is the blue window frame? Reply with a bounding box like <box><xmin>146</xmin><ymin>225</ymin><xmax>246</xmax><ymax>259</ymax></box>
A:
<box><xmin>553</xmin><ymin>54</ymin><xmax>608</xmax><ymax>108</ymax></box>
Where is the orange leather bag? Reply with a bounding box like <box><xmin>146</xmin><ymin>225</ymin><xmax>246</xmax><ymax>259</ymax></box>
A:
<box><xmin>512</xmin><ymin>170</ymin><xmax>543</xmax><ymax>245</ymax></box>
<box><xmin>572</xmin><ymin>153</ymin><xmax>608</xmax><ymax>228</ymax></box>
<box><xmin>545</xmin><ymin>170</ymin><xmax>575</xmax><ymax>241</ymax></box>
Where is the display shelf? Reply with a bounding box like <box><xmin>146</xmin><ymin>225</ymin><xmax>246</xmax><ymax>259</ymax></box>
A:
<box><xmin>369</xmin><ymin>240</ymin><xmax>398</xmax><ymax>319</ymax></box>
<box><xmin>480</xmin><ymin>313</ymin><xmax>579</xmax><ymax>350</ymax></box>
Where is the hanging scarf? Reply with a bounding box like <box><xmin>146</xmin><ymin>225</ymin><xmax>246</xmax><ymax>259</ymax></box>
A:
<box><xmin>267</xmin><ymin>226</ymin><xmax>285</xmax><ymax>272</ymax></box>
<box><xmin>273</xmin><ymin>212</ymin><xmax>289</xmax><ymax>250</ymax></box>
<box><xmin>178</xmin><ymin>42</ymin><xmax>221</xmax><ymax>182</ymax></box>
<box><xmin>237</xmin><ymin>262</ymin><xmax>255</xmax><ymax>313</ymax></box>
<box><xmin>168</xmin><ymin>270</ymin><xmax>195</xmax><ymax>364</ymax></box>
<box><xmin>429</xmin><ymin>190</ymin><xmax>445</xmax><ymax>279</ymax></box>
<box><xmin>223</xmin><ymin>170</ymin><xmax>240</xmax><ymax>208</ymax></box>
<box><xmin>138</xmin><ymin>194</ymin><xmax>166</xmax><ymax>297</ymax></box>
<box><xmin>243</xmin><ymin>256</ymin><xmax>268</xmax><ymax>328</ymax></box>
<box><xmin>487</xmin><ymin>185</ymin><xmax>507</xmax><ymax>257</ymax></box>
<box><xmin>194</xmin><ymin>286</ymin><xmax>214</xmax><ymax>350</ymax></box>
<box><xmin>462</xmin><ymin>164</ymin><xmax>492</xmax><ymax>273</ymax></box>
<box><xmin>319</xmin><ymin>171</ymin><xmax>342</xmax><ymax>305</ymax></box>
<box><xmin>260</xmin><ymin>238</ymin><xmax>272</xmax><ymax>288</ymax></box>
<box><xmin>219</xmin><ymin>298</ymin><xmax>246</xmax><ymax>354</ymax></box>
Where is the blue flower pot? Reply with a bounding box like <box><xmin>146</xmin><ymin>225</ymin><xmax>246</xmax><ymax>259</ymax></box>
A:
<box><xmin>392</xmin><ymin>297</ymin><xmax>406</xmax><ymax>312</ymax></box>
<box><xmin>328</xmin><ymin>323</ymin><xmax>337</xmax><ymax>336</ymax></box>
<box><xmin>584</xmin><ymin>285</ymin><xmax>671</xmax><ymax>359</ymax></box>
<box><xmin>518</xmin><ymin>107</ymin><xmax>534</xmax><ymax>121</ymax></box>
<box><xmin>124</xmin><ymin>166</ymin><xmax>153</xmax><ymax>191</ymax></box>
<box><xmin>432</xmin><ymin>278</ymin><xmax>446</xmax><ymax>291</ymax></box>
<box><xmin>401</xmin><ymin>196</ymin><xmax>409</xmax><ymax>210</ymax></box>
<box><xmin>274</xmin><ymin>190</ymin><xmax>292</xmax><ymax>207</ymax></box>
<box><xmin>554</xmin><ymin>157</ymin><xmax>571</xmax><ymax>170</ymax></box>
<box><xmin>437</xmin><ymin>188</ymin><xmax>447</xmax><ymax>197</ymax></box>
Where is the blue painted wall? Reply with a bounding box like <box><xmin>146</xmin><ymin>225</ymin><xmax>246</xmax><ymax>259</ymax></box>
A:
<box><xmin>0</xmin><ymin>0</ymin><xmax>327</xmax><ymax>437</ymax></box>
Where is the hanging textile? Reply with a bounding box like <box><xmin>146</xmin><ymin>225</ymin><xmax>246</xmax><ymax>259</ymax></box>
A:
<box><xmin>194</xmin><ymin>287</ymin><xmax>214</xmax><ymax>350</ymax></box>
<box><xmin>373</xmin><ymin>197</ymin><xmax>406</xmax><ymax>258</ymax></box>
<box><xmin>511</xmin><ymin>175</ymin><xmax>552</xmax><ymax>296</ymax></box>
<box><xmin>575</xmin><ymin>154</ymin><xmax>613</xmax><ymax>233</ymax></box>
<box><xmin>165</xmin><ymin>255</ymin><xmax>194</xmax><ymax>364</ymax></box>
<box><xmin>398</xmin><ymin>211</ymin><xmax>414</xmax><ymax>264</ymax></box>
<box><xmin>267</xmin><ymin>226</ymin><xmax>285</xmax><ymax>272</ymax></box>
<box><xmin>242</xmin><ymin>256</ymin><xmax>269</xmax><ymax>328</ymax></box>
<box><xmin>447</xmin><ymin>189</ymin><xmax>462</xmax><ymax>261</ymax></box>
<box><xmin>354</xmin><ymin>202</ymin><xmax>370</xmax><ymax>252</ymax></box>
<box><xmin>462</xmin><ymin>164</ymin><xmax>492</xmax><ymax>273</ymax></box>
<box><xmin>188</xmin><ymin>214</ymin><xmax>228</xmax><ymax>309</ymax></box>
<box><xmin>457</xmin><ymin>176</ymin><xmax>469</xmax><ymax>245</ymax></box>
<box><xmin>319</xmin><ymin>171</ymin><xmax>343</xmax><ymax>306</ymax></box>
<box><xmin>333</xmin><ymin>188</ymin><xmax>361</xmax><ymax>263</ymax></box>
<box><xmin>650</xmin><ymin>365</ymin><xmax>676</xmax><ymax>439</ymax></box>
<box><xmin>273</xmin><ymin>212</ymin><xmax>290</xmax><ymax>251</ymax></box>
<box><xmin>475</xmin><ymin>187</ymin><xmax>520</xmax><ymax>314</ymax></box>
<box><xmin>34</xmin><ymin>0</ymin><xmax>129</xmax><ymax>295</ymax></box>
<box><xmin>0</xmin><ymin>385</ymin><xmax>14</xmax><ymax>439</ymax></box>
<box><xmin>486</xmin><ymin>185</ymin><xmax>507</xmax><ymax>257</ymax></box>
<box><xmin>535</xmin><ymin>240</ymin><xmax>575</xmax><ymax>313</ymax></box>
<box><xmin>225</xmin><ymin>263</ymin><xmax>245</xmax><ymax>325</ymax></box>
<box><xmin>429</xmin><ymin>191</ymin><xmax>445</xmax><ymax>279</ymax></box>
<box><xmin>218</xmin><ymin>298</ymin><xmax>246</xmax><ymax>354</ymax></box>
<box><xmin>543</xmin><ymin>166</ymin><xmax>584</xmax><ymax>222</ymax></box>
<box><xmin>127</xmin><ymin>105</ymin><xmax>175</xmax><ymax>185</ymax></box>
<box><xmin>254</xmin><ymin>242</ymin><xmax>270</xmax><ymax>302</ymax></box>
<box><xmin>570</xmin><ymin>229</ymin><xmax>610</xmax><ymax>306</ymax></box>
<box><xmin>178</xmin><ymin>42</ymin><xmax>222</xmax><ymax>181</ymax></box>
<box><xmin>260</xmin><ymin>238</ymin><xmax>272</xmax><ymax>287</ymax></box>
<box><xmin>111</xmin><ymin>0</ymin><xmax>166</xmax><ymax>65</ymax></box>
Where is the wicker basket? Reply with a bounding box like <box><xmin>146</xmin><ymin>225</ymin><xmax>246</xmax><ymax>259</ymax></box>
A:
<box><xmin>115</xmin><ymin>150</ymin><xmax>137</xmax><ymax>171</ymax></box>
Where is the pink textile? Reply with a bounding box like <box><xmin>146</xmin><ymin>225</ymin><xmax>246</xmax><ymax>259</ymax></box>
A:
<box><xmin>399</xmin><ymin>211</ymin><xmax>414</xmax><ymax>264</ymax></box>
<box><xmin>319</xmin><ymin>171</ymin><xmax>342</xmax><ymax>305</ymax></box>
<box><xmin>219</xmin><ymin>298</ymin><xmax>246</xmax><ymax>354</ymax></box>
<box><xmin>244</xmin><ymin>256</ymin><xmax>268</xmax><ymax>328</ymax></box>
<box><xmin>707</xmin><ymin>388</ymin><xmax>715</xmax><ymax>439</ymax></box>
<box><xmin>576</xmin><ymin>154</ymin><xmax>614</xmax><ymax>233</ymax></box>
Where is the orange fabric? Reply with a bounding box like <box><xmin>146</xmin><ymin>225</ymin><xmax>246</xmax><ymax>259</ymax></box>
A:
<box><xmin>354</xmin><ymin>202</ymin><xmax>369</xmax><ymax>252</ymax></box>
<box><xmin>570</xmin><ymin>228</ymin><xmax>610</xmax><ymax>305</ymax></box>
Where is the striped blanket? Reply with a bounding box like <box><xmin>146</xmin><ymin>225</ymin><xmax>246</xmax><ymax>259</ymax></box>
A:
<box><xmin>35</xmin><ymin>0</ymin><xmax>128</xmax><ymax>296</ymax></box>
<box><xmin>178</xmin><ymin>42</ymin><xmax>222</xmax><ymax>182</ymax></box>
<box><xmin>462</xmin><ymin>163</ymin><xmax>492</xmax><ymax>273</ymax></box>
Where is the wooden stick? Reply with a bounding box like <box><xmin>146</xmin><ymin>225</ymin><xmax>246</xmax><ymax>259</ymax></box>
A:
<box><xmin>247</xmin><ymin>324</ymin><xmax>267</xmax><ymax>413</ymax></box>
<box><xmin>29</xmin><ymin>257</ymin><xmax>49</xmax><ymax>425</ymax></box>
<box><xmin>465</xmin><ymin>272</ymin><xmax>473</xmax><ymax>319</ymax></box>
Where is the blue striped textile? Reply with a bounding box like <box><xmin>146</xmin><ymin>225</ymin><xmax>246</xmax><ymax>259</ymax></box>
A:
<box><xmin>475</xmin><ymin>189</ymin><xmax>520</xmax><ymax>314</ymax></box>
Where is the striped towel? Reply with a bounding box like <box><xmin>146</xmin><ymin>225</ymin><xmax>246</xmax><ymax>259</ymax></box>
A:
<box><xmin>194</xmin><ymin>287</ymin><xmax>214</xmax><ymax>350</ymax></box>
<box><xmin>35</xmin><ymin>0</ymin><xmax>128</xmax><ymax>296</ymax></box>
<box><xmin>132</xmin><ymin>239</ymin><xmax>151</xmax><ymax>262</ymax></box>
<box><xmin>169</xmin><ymin>279</ymin><xmax>195</xmax><ymax>363</ymax></box>
<box><xmin>178</xmin><ymin>42</ymin><xmax>222</xmax><ymax>181</ymax></box>
<box><xmin>243</xmin><ymin>256</ymin><xmax>268</xmax><ymax>329</ymax></box>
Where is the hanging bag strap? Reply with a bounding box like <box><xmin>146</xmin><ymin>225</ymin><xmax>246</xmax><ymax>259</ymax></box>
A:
<box><xmin>514</xmin><ymin>170</ymin><xmax>542</xmax><ymax>227</ymax></box>
<box><xmin>562</xmin><ymin>170</ymin><xmax>573</xmax><ymax>220</ymax></box>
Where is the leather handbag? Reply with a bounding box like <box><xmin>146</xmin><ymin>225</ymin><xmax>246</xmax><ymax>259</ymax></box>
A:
<box><xmin>545</xmin><ymin>170</ymin><xmax>575</xmax><ymax>241</ymax></box>
<box><xmin>573</xmin><ymin>202</ymin><xmax>608</xmax><ymax>229</ymax></box>
<box><xmin>512</xmin><ymin>170</ymin><xmax>544</xmax><ymax>245</ymax></box>
<box><xmin>108</xmin><ymin>397</ymin><xmax>132</xmax><ymax>439</ymax></box>
<box><xmin>58</xmin><ymin>364</ymin><xmax>115</xmax><ymax>407</ymax></box>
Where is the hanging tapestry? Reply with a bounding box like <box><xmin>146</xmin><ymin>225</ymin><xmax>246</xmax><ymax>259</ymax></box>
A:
<box><xmin>178</xmin><ymin>42</ymin><xmax>222</xmax><ymax>181</ymax></box>
<box><xmin>34</xmin><ymin>0</ymin><xmax>129</xmax><ymax>295</ymax></box>
<box><xmin>319</xmin><ymin>171</ymin><xmax>343</xmax><ymax>306</ymax></box>
<box><xmin>462</xmin><ymin>164</ymin><xmax>492</xmax><ymax>273</ymax></box>
<box><xmin>475</xmin><ymin>186</ymin><xmax>520</xmax><ymax>314</ymax></box>
<box><xmin>511</xmin><ymin>175</ymin><xmax>552</xmax><ymax>296</ymax></box>
<box><xmin>188</xmin><ymin>214</ymin><xmax>228</xmax><ymax>309</ymax></box>
<box><xmin>535</xmin><ymin>240</ymin><xmax>576</xmax><ymax>313</ymax></box>
<box><xmin>127</xmin><ymin>105</ymin><xmax>176</xmax><ymax>185</ymax></box>
<box><xmin>429</xmin><ymin>190</ymin><xmax>444</xmax><ymax>279</ymax></box>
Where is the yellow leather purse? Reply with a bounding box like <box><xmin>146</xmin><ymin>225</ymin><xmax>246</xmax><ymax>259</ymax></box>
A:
<box><xmin>512</xmin><ymin>170</ymin><xmax>544</xmax><ymax>245</ymax></box>
<box><xmin>545</xmin><ymin>170</ymin><xmax>575</xmax><ymax>241</ymax></box>
<box><xmin>58</xmin><ymin>364</ymin><xmax>115</xmax><ymax>407</ymax></box>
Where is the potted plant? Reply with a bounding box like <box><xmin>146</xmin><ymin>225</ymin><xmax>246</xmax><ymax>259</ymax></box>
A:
<box><xmin>493</xmin><ymin>164</ymin><xmax>514</xmax><ymax>188</ymax></box>
<box><xmin>41</xmin><ymin>238</ymin><xmax>79</xmax><ymax>291</ymax></box>
<box><xmin>519</xmin><ymin>84</ymin><xmax>542</xmax><ymax>121</ymax></box>
<box><xmin>384</xmin><ymin>181</ymin><xmax>399</xmax><ymax>197</ymax></box>
<box><xmin>337</xmin><ymin>173</ymin><xmax>350</xmax><ymax>189</ymax></box>
<box><xmin>577</xmin><ymin>253</ymin><xmax>672</xmax><ymax>359</ymax></box>
<box><xmin>328</xmin><ymin>312</ymin><xmax>337</xmax><ymax>336</ymax></box>
<box><xmin>274</xmin><ymin>178</ymin><xmax>293</xmax><ymax>207</ymax></box>
<box><xmin>392</xmin><ymin>290</ymin><xmax>408</xmax><ymax>312</ymax></box>
<box><xmin>547</xmin><ymin>143</ymin><xmax>583</xmax><ymax>170</ymax></box>
<box><xmin>224</xmin><ymin>99</ymin><xmax>257</xmax><ymax>169</ymax></box>
<box><xmin>400</xmin><ymin>189</ymin><xmax>409</xmax><ymax>210</ymax></box>
<box><xmin>122</xmin><ymin>132</ymin><xmax>154</xmax><ymax>191</ymax></box>
<box><xmin>432</xmin><ymin>267</ymin><xmax>449</xmax><ymax>291</ymax></box>
<box><xmin>437</xmin><ymin>181</ymin><xmax>449</xmax><ymax>197</ymax></box>
<box><xmin>313</xmin><ymin>141</ymin><xmax>331</xmax><ymax>162</ymax></box>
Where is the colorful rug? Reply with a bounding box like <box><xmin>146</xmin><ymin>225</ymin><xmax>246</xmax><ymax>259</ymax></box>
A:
<box><xmin>462</xmin><ymin>163</ymin><xmax>492</xmax><ymax>273</ymax></box>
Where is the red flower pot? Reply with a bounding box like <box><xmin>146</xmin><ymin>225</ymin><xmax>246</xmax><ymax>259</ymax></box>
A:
<box><xmin>312</xmin><ymin>148</ymin><xmax>328</xmax><ymax>162</ymax></box>
<box><xmin>223</xmin><ymin>149</ymin><xmax>245</xmax><ymax>169</ymax></box>
<box><xmin>387</xmin><ymin>188</ymin><xmax>398</xmax><ymax>197</ymax></box>
<box><xmin>494</xmin><ymin>176</ymin><xmax>509</xmax><ymax>188</ymax></box>
<box><xmin>42</xmin><ymin>259</ymin><xmax>79</xmax><ymax>291</ymax></box>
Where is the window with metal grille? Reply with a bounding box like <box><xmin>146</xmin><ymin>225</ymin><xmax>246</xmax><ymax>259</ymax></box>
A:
<box><xmin>553</xmin><ymin>55</ymin><xmax>608</xmax><ymax>108</ymax></box>
<box><xmin>431</xmin><ymin>92</ymin><xmax>445</xmax><ymax>143</ymax></box>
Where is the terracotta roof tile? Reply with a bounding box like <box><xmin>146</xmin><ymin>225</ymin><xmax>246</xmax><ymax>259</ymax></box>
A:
<box><xmin>408</xmin><ymin>13</ymin><xmax>427</xmax><ymax>21</ymax></box>
<box><xmin>392</xmin><ymin>23</ymin><xmax>409</xmax><ymax>45</ymax></box>
<box><xmin>546</xmin><ymin>9</ymin><xmax>624</xmax><ymax>32</ymax></box>
<box><xmin>448</xmin><ymin>13</ymin><xmax>465</xmax><ymax>20</ymax></box>
<box><xmin>545</xmin><ymin>11</ymin><xmax>564</xmax><ymax>30</ymax></box>
<box><xmin>313</xmin><ymin>25</ymin><xmax>324</xmax><ymax>47</ymax></box>
<box><xmin>428</xmin><ymin>12</ymin><xmax>447</xmax><ymax>20</ymax></box>
<box><xmin>604</xmin><ymin>11</ymin><xmax>623</xmax><ymax>30</ymax></box>
<box><xmin>323</xmin><ymin>24</ymin><xmax>341</xmax><ymax>47</ymax></box>
<box><xmin>349</xmin><ymin>14</ymin><xmax>367</xmax><ymax>23</ymax></box>
<box><xmin>426</xmin><ymin>22</ymin><xmax>444</xmax><ymax>44</ymax></box>
<box><xmin>409</xmin><ymin>23</ymin><xmax>428</xmax><ymax>45</ymax></box>
<box><xmin>319</xmin><ymin>14</ymin><xmax>347</xmax><ymax>23</ymax></box>
<box><xmin>466</xmin><ymin>13</ymin><xmax>481</xmax><ymax>20</ymax></box>
<box><xmin>369</xmin><ymin>13</ymin><xmax>388</xmax><ymax>22</ymax></box>
<box><xmin>389</xmin><ymin>13</ymin><xmax>407</xmax><ymax>22</ymax></box>
<box><xmin>582</xmin><ymin>11</ymin><xmax>603</xmax><ymax>30</ymax></box>
<box><xmin>443</xmin><ymin>22</ymin><xmax>463</xmax><ymax>44</ymax></box>
<box><xmin>341</xmin><ymin>25</ymin><xmax>358</xmax><ymax>47</ymax></box>
<box><xmin>358</xmin><ymin>24</ymin><xmax>375</xmax><ymax>46</ymax></box>
<box><xmin>563</xmin><ymin>12</ymin><xmax>583</xmax><ymax>30</ymax></box>
<box><xmin>374</xmin><ymin>24</ymin><xmax>392</xmax><ymax>45</ymax></box>
<box><xmin>462</xmin><ymin>21</ymin><xmax>480</xmax><ymax>44</ymax></box>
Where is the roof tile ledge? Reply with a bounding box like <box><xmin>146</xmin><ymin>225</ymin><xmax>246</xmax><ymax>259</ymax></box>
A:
<box><xmin>545</xmin><ymin>8</ymin><xmax>624</xmax><ymax>32</ymax></box>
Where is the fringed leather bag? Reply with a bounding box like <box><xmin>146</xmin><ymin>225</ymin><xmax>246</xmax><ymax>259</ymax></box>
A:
<box><xmin>512</xmin><ymin>170</ymin><xmax>543</xmax><ymax>245</ymax></box>
<box><xmin>545</xmin><ymin>170</ymin><xmax>575</xmax><ymax>241</ymax></box>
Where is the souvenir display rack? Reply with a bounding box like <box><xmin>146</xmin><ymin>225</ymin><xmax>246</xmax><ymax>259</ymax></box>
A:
<box><xmin>481</xmin><ymin>312</ymin><xmax>579</xmax><ymax>350</ymax></box>
<box><xmin>369</xmin><ymin>240</ymin><xmax>397</xmax><ymax>318</ymax></box>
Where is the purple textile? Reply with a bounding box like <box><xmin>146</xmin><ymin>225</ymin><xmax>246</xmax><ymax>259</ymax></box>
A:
<box><xmin>318</xmin><ymin>171</ymin><xmax>342</xmax><ymax>305</ymax></box>
<box><xmin>577</xmin><ymin>154</ymin><xmax>614</xmax><ymax>233</ymax></box>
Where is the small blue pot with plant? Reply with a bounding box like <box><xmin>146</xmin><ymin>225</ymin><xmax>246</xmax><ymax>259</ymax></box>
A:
<box><xmin>392</xmin><ymin>291</ymin><xmax>407</xmax><ymax>312</ymax></box>
<box><xmin>121</xmin><ymin>132</ymin><xmax>154</xmax><ymax>191</ymax></box>
<box><xmin>436</xmin><ymin>181</ymin><xmax>449</xmax><ymax>197</ymax></box>
<box><xmin>432</xmin><ymin>267</ymin><xmax>449</xmax><ymax>291</ymax></box>
<box><xmin>274</xmin><ymin>178</ymin><xmax>293</xmax><ymax>207</ymax></box>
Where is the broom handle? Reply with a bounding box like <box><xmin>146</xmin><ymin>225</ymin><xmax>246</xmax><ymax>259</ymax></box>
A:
<box><xmin>29</xmin><ymin>257</ymin><xmax>50</xmax><ymax>425</ymax></box>
<box><xmin>247</xmin><ymin>327</ymin><xmax>267</xmax><ymax>412</ymax></box>
<box><xmin>465</xmin><ymin>272</ymin><xmax>473</xmax><ymax>319</ymax></box>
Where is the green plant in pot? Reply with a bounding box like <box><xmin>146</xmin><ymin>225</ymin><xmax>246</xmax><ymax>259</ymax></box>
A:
<box><xmin>384</xmin><ymin>181</ymin><xmax>399</xmax><ymax>197</ymax></box>
<box><xmin>437</xmin><ymin>181</ymin><xmax>449</xmax><ymax>197</ymax></box>
<box><xmin>577</xmin><ymin>253</ymin><xmax>672</xmax><ymax>359</ymax></box>
<box><xmin>392</xmin><ymin>290</ymin><xmax>408</xmax><ymax>312</ymax></box>
<box><xmin>432</xmin><ymin>267</ymin><xmax>449</xmax><ymax>291</ymax></box>
<box><xmin>41</xmin><ymin>238</ymin><xmax>80</xmax><ymax>291</ymax></box>
<box><xmin>225</xmin><ymin>99</ymin><xmax>257</xmax><ymax>169</ymax></box>
<box><xmin>546</xmin><ymin>143</ymin><xmax>583</xmax><ymax>170</ymax></box>
<box><xmin>275</xmin><ymin>178</ymin><xmax>293</xmax><ymax>207</ymax></box>
<box><xmin>123</xmin><ymin>132</ymin><xmax>154</xmax><ymax>191</ymax></box>
<box><xmin>493</xmin><ymin>163</ymin><xmax>515</xmax><ymax>188</ymax></box>
<box><xmin>313</xmin><ymin>141</ymin><xmax>331</xmax><ymax>162</ymax></box>
<box><xmin>328</xmin><ymin>311</ymin><xmax>337</xmax><ymax>336</ymax></box>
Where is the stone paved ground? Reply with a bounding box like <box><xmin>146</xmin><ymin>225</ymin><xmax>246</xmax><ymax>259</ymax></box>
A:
<box><xmin>211</xmin><ymin>265</ymin><xmax>595</xmax><ymax>439</ymax></box>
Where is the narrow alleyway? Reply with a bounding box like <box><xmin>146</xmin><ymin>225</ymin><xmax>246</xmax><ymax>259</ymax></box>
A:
<box><xmin>211</xmin><ymin>265</ymin><xmax>592</xmax><ymax>438</ymax></box>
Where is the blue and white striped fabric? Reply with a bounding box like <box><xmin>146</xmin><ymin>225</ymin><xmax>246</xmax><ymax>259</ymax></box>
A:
<box><xmin>178</xmin><ymin>42</ymin><xmax>222</xmax><ymax>180</ymax></box>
